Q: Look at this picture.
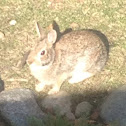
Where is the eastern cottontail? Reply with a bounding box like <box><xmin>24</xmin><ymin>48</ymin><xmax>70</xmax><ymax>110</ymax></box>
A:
<box><xmin>26</xmin><ymin>22</ymin><xmax>109</xmax><ymax>94</ymax></box>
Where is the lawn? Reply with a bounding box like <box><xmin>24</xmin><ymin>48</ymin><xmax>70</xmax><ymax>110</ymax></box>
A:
<box><xmin>0</xmin><ymin>0</ymin><xmax>126</xmax><ymax>125</ymax></box>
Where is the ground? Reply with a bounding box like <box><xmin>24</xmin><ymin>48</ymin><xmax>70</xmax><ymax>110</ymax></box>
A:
<box><xmin>0</xmin><ymin>0</ymin><xmax>126</xmax><ymax>123</ymax></box>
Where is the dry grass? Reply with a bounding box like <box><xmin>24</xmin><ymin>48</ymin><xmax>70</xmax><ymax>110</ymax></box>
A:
<box><xmin>0</xmin><ymin>0</ymin><xmax>126</xmax><ymax>107</ymax></box>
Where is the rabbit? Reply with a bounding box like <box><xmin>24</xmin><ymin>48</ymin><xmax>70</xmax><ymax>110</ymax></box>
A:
<box><xmin>26</xmin><ymin>22</ymin><xmax>109</xmax><ymax>95</ymax></box>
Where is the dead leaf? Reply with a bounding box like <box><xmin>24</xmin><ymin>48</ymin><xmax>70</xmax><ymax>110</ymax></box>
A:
<box><xmin>90</xmin><ymin>108</ymin><xmax>100</xmax><ymax>120</ymax></box>
<box><xmin>70</xmin><ymin>23</ymin><xmax>80</xmax><ymax>29</ymax></box>
<box><xmin>48</xmin><ymin>23</ymin><xmax>53</xmax><ymax>31</ymax></box>
<box><xmin>88</xmin><ymin>120</ymin><xmax>97</xmax><ymax>124</ymax></box>
<box><xmin>0</xmin><ymin>31</ymin><xmax>5</xmax><ymax>40</ymax></box>
<box><xmin>0</xmin><ymin>122</ymin><xmax>6</xmax><ymax>126</ymax></box>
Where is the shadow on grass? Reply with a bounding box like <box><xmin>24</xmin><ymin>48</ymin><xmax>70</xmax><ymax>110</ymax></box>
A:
<box><xmin>0</xmin><ymin>82</ymin><xmax>121</xmax><ymax>126</ymax></box>
<box><xmin>0</xmin><ymin>77</ymin><xmax>4</xmax><ymax>92</ymax></box>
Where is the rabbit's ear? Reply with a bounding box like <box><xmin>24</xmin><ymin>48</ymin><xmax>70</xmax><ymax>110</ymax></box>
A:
<box><xmin>47</xmin><ymin>30</ymin><xmax>57</xmax><ymax>44</ymax></box>
<box><xmin>35</xmin><ymin>22</ymin><xmax>45</xmax><ymax>39</ymax></box>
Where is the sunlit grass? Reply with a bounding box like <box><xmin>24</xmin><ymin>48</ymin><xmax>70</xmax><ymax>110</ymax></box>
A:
<box><xmin>0</xmin><ymin>0</ymin><xmax>126</xmax><ymax>125</ymax></box>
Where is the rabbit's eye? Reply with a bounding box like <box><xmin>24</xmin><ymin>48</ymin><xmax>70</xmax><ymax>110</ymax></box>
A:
<box><xmin>41</xmin><ymin>50</ymin><xmax>45</xmax><ymax>55</ymax></box>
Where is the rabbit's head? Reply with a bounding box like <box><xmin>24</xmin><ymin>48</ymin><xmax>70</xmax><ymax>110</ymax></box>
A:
<box><xmin>27</xmin><ymin>22</ymin><xmax>57</xmax><ymax>66</ymax></box>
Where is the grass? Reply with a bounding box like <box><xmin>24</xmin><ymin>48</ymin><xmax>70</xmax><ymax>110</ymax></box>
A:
<box><xmin>28</xmin><ymin>115</ymin><xmax>100</xmax><ymax>126</ymax></box>
<box><xmin>0</xmin><ymin>0</ymin><xmax>126</xmax><ymax>125</ymax></box>
<box><xmin>28</xmin><ymin>115</ymin><xmax>74</xmax><ymax>126</ymax></box>
<box><xmin>28</xmin><ymin>114</ymin><xmax>119</xmax><ymax>126</ymax></box>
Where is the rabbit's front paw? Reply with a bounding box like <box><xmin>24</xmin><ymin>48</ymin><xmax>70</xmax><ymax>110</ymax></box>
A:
<box><xmin>48</xmin><ymin>87</ymin><xmax>60</xmax><ymax>95</ymax></box>
<box><xmin>35</xmin><ymin>83</ymin><xmax>45</xmax><ymax>92</ymax></box>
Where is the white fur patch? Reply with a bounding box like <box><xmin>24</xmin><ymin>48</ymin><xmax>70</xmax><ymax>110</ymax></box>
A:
<box><xmin>68</xmin><ymin>72</ymin><xmax>92</xmax><ymax>84</ymax></box>
<box><xmin>29</xmin><ymin>62</ymin><xmax>49</xmax><ymax>71</ymax></box>
<box><xmin>68</xmin><ymin>57</ymin><xmax>92</xmax><ymax>84</ymax></box>
<box><xmin>29</xmin><ymin>63</ymin><xmax>50</xmax><ymax>82</ymax></box>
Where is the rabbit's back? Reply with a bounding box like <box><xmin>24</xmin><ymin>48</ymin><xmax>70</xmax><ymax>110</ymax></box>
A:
<box><xmin>55</xmin><ymin>30</ymin><xmax>108</xmax><ymax>74</ymax></box>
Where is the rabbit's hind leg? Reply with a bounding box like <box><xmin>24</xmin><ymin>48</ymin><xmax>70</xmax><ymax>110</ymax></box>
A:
<box><xmin>68</xmin><ymin>72</ymin><xmax>93</xmax><ymax>84</ymax></box>
<box><xmin>68</xmin><ymin>56</ymin><xmax>93</xmax><ymax>84</ymax></box>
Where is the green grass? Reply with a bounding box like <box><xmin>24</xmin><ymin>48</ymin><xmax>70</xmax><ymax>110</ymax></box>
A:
<box><xmin>0</xmin><ymin>0</ymin><xmax>126</xmax><ymax>125</ymax></box>
<box><xmin>28</xmin><ymin>114</ymin><xmax>119</xmax><ymax>126</ymax></box>
<box><xmin>28</xmin><ymin>115</ymin><xmax>102</xmax><ymax>126</ymax></box>
<box><xmin>28</xmin><ymin>115</ymin><xmax>74</xmax><ymax>126</ymax></box>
